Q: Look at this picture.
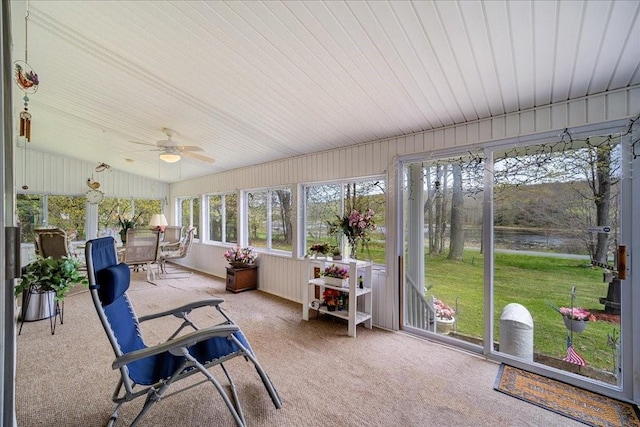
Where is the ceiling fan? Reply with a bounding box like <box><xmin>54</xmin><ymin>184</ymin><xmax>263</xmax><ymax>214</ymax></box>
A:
<box><xmin>131</xmin><ymin>128</ymin><xmax>215</xmax><ymax>164</ymax></box>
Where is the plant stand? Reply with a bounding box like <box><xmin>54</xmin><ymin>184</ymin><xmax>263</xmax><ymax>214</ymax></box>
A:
<box><xmin>19</xmin><ymin>286</ymin><xmax>63</xmax><ymax>335</ymax></box>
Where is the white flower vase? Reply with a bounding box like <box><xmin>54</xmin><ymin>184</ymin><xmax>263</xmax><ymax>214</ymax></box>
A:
<box><xmin>563</xmin><ymin>316</ymin><xmax>587</xmax><ymax>333</ymax></box>
<box><xmin>436</xmin><ymin>317</ymin><xmax>455</xmax><ymax>334</ymax></box>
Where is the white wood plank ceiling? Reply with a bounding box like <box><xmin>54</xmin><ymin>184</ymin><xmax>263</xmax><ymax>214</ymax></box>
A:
<box><xmin>10</xmin><ymin>1</ymin><xmax>640</xmax><ymax>183</ymax></box>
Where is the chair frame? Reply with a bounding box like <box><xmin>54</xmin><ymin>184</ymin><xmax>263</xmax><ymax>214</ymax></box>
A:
<box><xmin>123</xmin><ymin>229</ymin><xmax>161</xmax><ymax>282</ymax></box>
<box><xmin>162</xmin><ymin>225</ymin><xmax>183</xmax><ymax>245</ymax></box>
<box><xmin>158</xmin><ymin>227</ymin><xmax>195</xmax><ymax>279</ymax></box>
<box><xmin>34</xmin><ymin>227</ymin><xmax>70</xmax><ymax>259</ymax></box>
<box><xmin>85</xmin><ymin>237</ymin><xmax>281</xmax><ymax>426</ymax></box>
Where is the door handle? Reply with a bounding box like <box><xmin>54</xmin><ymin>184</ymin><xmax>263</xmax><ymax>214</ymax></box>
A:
<box><xmin>617</xmin><ymin>245</ymin><xmax>627</xmax><ymax>280</ymax></box>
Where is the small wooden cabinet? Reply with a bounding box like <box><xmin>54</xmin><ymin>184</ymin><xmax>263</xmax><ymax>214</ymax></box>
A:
<box><xmin>226</xmin><ymin>265</ymin><xmax>258</xmax><ymax>293</ymax></box>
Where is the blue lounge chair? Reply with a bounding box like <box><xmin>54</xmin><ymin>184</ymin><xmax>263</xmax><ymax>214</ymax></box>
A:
<box><xmin>85</xmin><ymin>237</ymin><xmax>281</xmax><ymax>426</ymax></box>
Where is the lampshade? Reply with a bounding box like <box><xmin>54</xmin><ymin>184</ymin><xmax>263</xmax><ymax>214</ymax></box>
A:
<box><xmin>159</xmin><ymin>152</ymin><xmax>181</xmax><ymax>163</ymax></box>
<box><xmin>149</xmin><ymin>213</ymin><xmax>168</xmax><ymax>228</ymax></box>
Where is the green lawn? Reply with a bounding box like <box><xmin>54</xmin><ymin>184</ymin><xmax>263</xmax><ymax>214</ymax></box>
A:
<box><xmin>425</xmin><ymin>250</ymin><xmax>619</xmax><ymax>374</ymax></box>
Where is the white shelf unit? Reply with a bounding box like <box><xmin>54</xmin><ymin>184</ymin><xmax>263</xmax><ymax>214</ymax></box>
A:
<box><xmin>302</xmin><ymin>258</ymin><xmax>372</xmax><ymax>337</ymax></box>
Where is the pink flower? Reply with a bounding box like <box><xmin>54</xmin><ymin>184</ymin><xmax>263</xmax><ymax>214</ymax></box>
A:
<box><xmin>434</xmin><ymin>299</ymin><xmax>455</xmax><ymax>320</ymax></box>
<box><xmin>559</xmin><ymin>307</ymin><xmax>596</xmax><ymax>322</ymax></box>
<box><xmin>322</xmin><ymin>264</ymin><xmax>349</xmax><ymax>279</ymax></box>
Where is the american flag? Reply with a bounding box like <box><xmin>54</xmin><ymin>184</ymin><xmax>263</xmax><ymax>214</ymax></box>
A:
<box><xmin>563</xmin><ymin>337</ymin><xmax>586</xmax><ymax>366</ymax></box>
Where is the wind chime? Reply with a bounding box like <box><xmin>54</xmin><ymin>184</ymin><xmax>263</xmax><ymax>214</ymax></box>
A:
<box><xmin>15</xmin><ymin>3</ymin><xmax>39</xmax><ymax>142</ymax></box>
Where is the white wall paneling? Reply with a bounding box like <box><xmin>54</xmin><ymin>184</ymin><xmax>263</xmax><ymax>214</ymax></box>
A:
<box><xmin>15</xmin><ymin>149</ymin><xmax>169</xmax><ymax>199</ymax></box>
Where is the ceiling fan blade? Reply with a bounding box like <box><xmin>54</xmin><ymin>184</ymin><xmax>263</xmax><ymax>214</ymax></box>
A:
<box><xmin>179</xmin><ymin>145</ymin><xmax>204</xmax><ymax>152</ymax></box>
<box><xmin>182</xmin><ymin>151</ymin><xmax>215</xmax><ymax>163</ymax></box>
<box><xmin>129</xmin><ymin>140</ymin><xmax>157</xmax><ymax>147</ymax></box>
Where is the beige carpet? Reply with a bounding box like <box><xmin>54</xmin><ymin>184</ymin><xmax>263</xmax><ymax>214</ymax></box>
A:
<box><xmin>15</xmin><ymin>268</ymin><xmax>583</xmax><ymax>426</ymax></box>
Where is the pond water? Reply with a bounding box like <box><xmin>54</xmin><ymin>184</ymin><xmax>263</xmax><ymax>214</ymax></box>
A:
<box><xmin>426</xmin><ymin>226</ymin><xmax>592</xmax><ymax>255</ymax></box>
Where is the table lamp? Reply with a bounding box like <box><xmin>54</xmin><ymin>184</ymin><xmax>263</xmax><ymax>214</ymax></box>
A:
<box><xmin>149</xmin><ymin>213</ymin><xmax>168</xmax><ymax>232</ymax></box>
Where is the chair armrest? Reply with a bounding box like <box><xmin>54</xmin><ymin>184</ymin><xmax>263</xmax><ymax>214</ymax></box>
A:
<box><xmin>160</xmin><ymin>242</ymin><xmax>182</xmax><ymax>253</ymax></box>
<box><xmin>138</xmin><ymin>298</ymin><xmax>225</xmax><ymax>322</ymax></box>
<box><xmin>112</xmin><ymin>324</ymin><xmax>239</xmax><ymax>369</ymax></box>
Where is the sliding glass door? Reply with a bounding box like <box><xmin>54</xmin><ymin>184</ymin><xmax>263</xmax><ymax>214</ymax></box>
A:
<box><xmin>400</xmin><ymin>118</ymin><xmax>638</xmax><ymax>399</ymax></box>
<box><xmin>402</xmin><ymin>153</ymin><xmax>485</xmax><ymax>350</ymax></box>
<box><xmin>492</xmin><ymin>134</ymin><xmax>623</xmax><ymax>386</ymax></box>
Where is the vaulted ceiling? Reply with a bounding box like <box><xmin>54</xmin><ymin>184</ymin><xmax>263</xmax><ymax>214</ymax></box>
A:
<box><xmin>10</xmin><ymin>1</ymin><xmax>640</xmax><ymax>183</ymax></box>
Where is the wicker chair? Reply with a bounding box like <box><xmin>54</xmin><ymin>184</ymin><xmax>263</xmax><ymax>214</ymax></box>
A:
<box><xmin>34</xmin><ymin>227</ymin><xmax>70</xmax><ymax>259</ymax></box>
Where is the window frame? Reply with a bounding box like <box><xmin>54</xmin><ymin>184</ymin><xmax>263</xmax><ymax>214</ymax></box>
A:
<box><xmin>204</xmin><ymin>191</ymin><xmax>238</xmax><ymax>245</ymax></box>
<box><xmin>243</xmin><ymin>185</ymin><xmax>293</xmax><ymax>255</ymax></box>
<box><xmin>301</xmin><ymin>175</ymin><xmax>386</xmax><ymax>264</ymax></box>
<box><xmin>177</xmin><ymin>195</ymin><xmax>201</xmax><ymax>240</ymax></box>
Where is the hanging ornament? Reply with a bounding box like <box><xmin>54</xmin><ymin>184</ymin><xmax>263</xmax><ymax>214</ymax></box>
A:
<box><xmin>15</xmin><ymin>4</ymin><xmax>39</xmax><ymax>142</ymax></box>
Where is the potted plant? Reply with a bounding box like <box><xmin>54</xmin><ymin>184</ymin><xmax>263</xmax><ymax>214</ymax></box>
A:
<box><xmin>434</xmin><ymin>298</ymin><xmax>456</xmax><ymax>334</ymax></box>
<box><xmin>308</xmin><ymin>243</ymin><xmax>330</xmax><ymax>258</ymax></box>
<box><xmin>323</xmin><ymin>289</ymin><xmax>341</xmax><ymax>311</ymax></box>
<box><xmin>331</xmin><ymin>246</ymin><xmax>342</xmax><ymax>260</ymax></box>
<box><xmin>556</xmin><ymin>306</ymin><xmax>596</xmax><ymax>333</ymax></box>
<box><xmin>223</xmin><ymin>246</ymin><xmax>257</xmax><ymax>268</ymax></box>
<box><xmin>321</xmin><ymin>264</ymin><xmax>349</xmax><ymax>287</ymax></box>
<box><xmin>15</xmin><ymin>256</ymin><xmax>88</xmax><ymax>321</ymax></box>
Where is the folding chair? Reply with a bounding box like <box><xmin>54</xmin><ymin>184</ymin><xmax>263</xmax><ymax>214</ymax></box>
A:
<box><xmin>85</xmin><ymin>237</ymin><xmax>282</xmax><ymax>426</ymax></box>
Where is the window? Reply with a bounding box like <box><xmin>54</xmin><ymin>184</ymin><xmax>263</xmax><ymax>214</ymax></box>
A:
<box><xmin>246</xmin><ymin>187</ymin><xmax>292</xmax><ymax>252</ymax></box>
<box><xmin>98</xmin><ymin>198</ymin><xmax>161</xmax><ymax>238</ymax></box>
<box><xmin>17</xmin><ymin>194</ymin><xmax>44</xmax><ymax>244</ymax></box>
<box><xmin>47</xmin><ymin>195</ymin><xmax>87</xmax><ymax>240</ymax></box>
<box><xmin>178</xmin><ymin>196</ymin><xmax>200</xmax><ymax>239</ymax></box>
<box><xmin>303</xmin><ymin>178</ymin><xmax>386</xmax><ymax>264</ymax></box>
<box><xmin>17</xmin><ymin>194</ymin><xmax>87</xmax><ymax>243</ymax></box>
<box><xmin>206</xmin><ymin>192</ymin><xmax>237</xmax><ymax>244</ymax></box>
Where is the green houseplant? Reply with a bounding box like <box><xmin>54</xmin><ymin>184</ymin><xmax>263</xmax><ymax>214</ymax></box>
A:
<box><xmin>16</xmin><ymin>256</ymin><xmax>88</xmax><ymax>302</ymax></box>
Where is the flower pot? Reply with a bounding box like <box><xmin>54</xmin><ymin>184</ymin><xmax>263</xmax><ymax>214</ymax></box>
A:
<box><xmin>323</xmin><ymin>276</ymin><xmax>348</xmax><ymax>288</ymax></box>
<box><xmin>436</xmin><ymin>317</ymin><xmax>455</xmax><ymax>334</ymax></box>
<box><xmin>229</xmin><ymin>262</ymin><xmax>252</xmax><ymax>269</ymax></box>
<box><xmin>21</xmin><ymin>289</ymin><xmax>56</xmax><ymax>322</ymax></box>
<box><xmin>563</xmin><ymin>316</ymin><xmax>587</xmax><ymax>333</ymax></box>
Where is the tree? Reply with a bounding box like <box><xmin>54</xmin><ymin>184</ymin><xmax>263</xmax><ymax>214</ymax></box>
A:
<box><xmin>591</xmin><ymin>144</ymin><xmax>613</xmax><ymax>264</ymax></box>
<box><xmin>274</xmin><ymin>190</ymin><xmax>293</xmax><ymax>245</ymax></box>
<box><xmin>448</xmin><ymin>163</ymin><xmax>464</xmax><ymax>260</ymax></box>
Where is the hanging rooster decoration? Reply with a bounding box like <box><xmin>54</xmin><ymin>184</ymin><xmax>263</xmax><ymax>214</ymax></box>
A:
<box><xmin>15</xmin><ymin>6</ymin><xmax>39</xmax><ymax>142</ymax></box>
<box><xmin>15</xmin><ymin>61</ymin><xmax>39</xmax><ymax>141</ymax></box>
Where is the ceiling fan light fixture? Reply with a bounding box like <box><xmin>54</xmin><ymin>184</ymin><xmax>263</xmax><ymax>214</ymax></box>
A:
<box><xmin>159</xmin><ymin>152</ymin><xmax>181</xmax><ymax>163</ymax></box>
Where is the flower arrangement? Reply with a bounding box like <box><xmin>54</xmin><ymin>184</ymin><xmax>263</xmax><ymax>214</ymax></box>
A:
<box><xmin>114</xmin><ymin>212</ymin><xmax>145</xmax><ymax>243</ymax></box>
<box><xmin>557</xmin><ymin>307</ymin><xmax>596</xmax><ymax>322</ymax></box>
<box><xmin>322</xmin><ymin>264</ymin><xmax>349</xmax><ymax>279</ymax></box>
<box><xmin>328</xmin><ymin>208</ymin><xmax>375</xmax><ymax>258</ymax></box>
<box><xmin>434</xmin><ymin>298</ymin><xmax>455</xmax><ymax>320</ymax></box>
<box><xmin>308</xmin><ymin>243</ymin><xmax>331</xmax><ymax>256</ymax></box>
<box><xmin>322</xmin><ymin>289</ymin><xmax>342</xmax><ymax>311</ymax></box>
<box><xmin>117</xmin><ymin>212</ymin><xmax>144</xmax><ymax>231</ymax></box>
<box><xmin>224</xmin><ymin>246</ymin><xmax>257</xmax><ymax>267</ymax></box>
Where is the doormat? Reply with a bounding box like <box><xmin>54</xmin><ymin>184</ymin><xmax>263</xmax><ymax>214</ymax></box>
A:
<box><xmin>494</xmin><ymin>364</ymin><xmax>640</xmax><ymax>426</ymax></box>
